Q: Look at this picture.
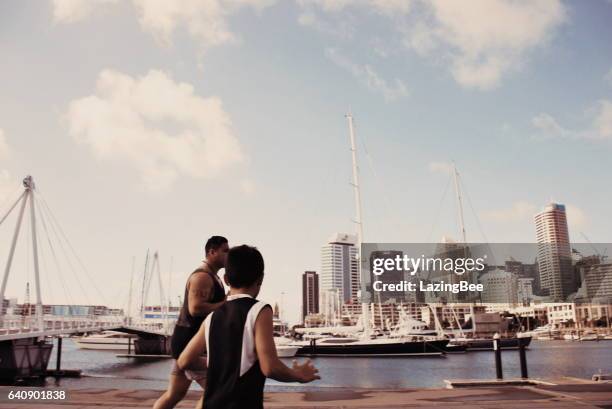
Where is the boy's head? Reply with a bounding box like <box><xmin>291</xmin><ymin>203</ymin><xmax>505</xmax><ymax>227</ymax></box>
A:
<box><xmin>224</xmin><ymin>245</ymin><xmax>264</xmax><ymax>294</ymax></box>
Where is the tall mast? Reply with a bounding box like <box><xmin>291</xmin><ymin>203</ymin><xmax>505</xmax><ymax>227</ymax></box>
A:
<box><xmin>126</xmin><ymin>256</ymin><xmax>135</xmax><ymax>326</ymax></box>
<box><xmin>346</xmin><ymin>113</ymin><xmax>370</xmax><ymax>335</ymax></box>
<box><xmin>347</xmin><ymin>113</ymin><xmax>364</xmax><ymax>245</ymax></box>
<box><xmin>453</xmin><ymin>163</ymin><xmax>468</xmax><ymax>245</ymax></box>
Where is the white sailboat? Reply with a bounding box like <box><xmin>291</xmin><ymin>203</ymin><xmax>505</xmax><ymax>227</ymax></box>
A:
<box><xmin>73</xmin><ymin>331</ymin><xmax>137</xmax><ymax>351</ymax></box>
<box><xmin>292</xmin><ymin>114</ymin><xmax>448</xmax><ymax>357</ymax></box>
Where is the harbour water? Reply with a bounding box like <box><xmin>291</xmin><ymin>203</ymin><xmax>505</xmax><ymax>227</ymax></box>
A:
<box><xmin>40</xmin><ymin>339</ymin><xmax>612</xmax><ymax>391</ymax></box>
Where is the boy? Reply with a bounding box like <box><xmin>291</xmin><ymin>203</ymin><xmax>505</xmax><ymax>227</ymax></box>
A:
<box><xmin>178</xmin><ymin>245</ymin><xmax>320</xmax><ymax>409</ymax></box>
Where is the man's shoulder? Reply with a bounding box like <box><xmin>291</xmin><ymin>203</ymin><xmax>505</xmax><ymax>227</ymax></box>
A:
<box><xmin>188</xmin><ymin>271</ymin><xmax>213</xmax><ymax>286</ymax></box>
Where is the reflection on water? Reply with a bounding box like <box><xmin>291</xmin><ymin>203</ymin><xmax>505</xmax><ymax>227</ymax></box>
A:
<box><xmin>40</xmin><ymin>339</ymin><xmax>612</xmax><ymax>391</ymax></box>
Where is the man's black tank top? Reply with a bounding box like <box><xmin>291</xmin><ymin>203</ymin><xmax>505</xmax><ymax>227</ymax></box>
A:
<box><xmin>170</xmin><ymin>268</ymin><xmax>225</xmax><ymax>359</ymax></box>
<box><xmin>203</xmin><ymin>296</ymin><xmax>269</xmax><ymax>409</ymax></box>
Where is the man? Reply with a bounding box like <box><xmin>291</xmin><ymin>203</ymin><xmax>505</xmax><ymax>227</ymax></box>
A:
<box><xmin>153</xmin><ymin>236</ymin><xmax>229</xmax><ymax>409</ymax></box>
<box><xmin>178</xmin><ymin>245</ymin><xmax>320</xmax><ymax>409</ymax></box>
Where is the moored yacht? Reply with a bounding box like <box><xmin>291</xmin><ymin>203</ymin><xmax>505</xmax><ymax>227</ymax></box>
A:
<box><xmin>293</xmin><ymin>335</ymin><xmax>448</xmax><ymax>357</ymax></box>
<box><xmin>74</xmin><ymin>331</ymin><xmax>137</xmax><ymax>351</ymax></box>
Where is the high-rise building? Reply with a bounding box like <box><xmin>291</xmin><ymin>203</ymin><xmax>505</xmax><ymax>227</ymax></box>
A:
<box><xmin>534</xmin><ymin>203</ymin><xmax>575</xmax><ymax>300</ymax></box>
<box><xmin>302</xmin><ymin>271</ymin><xmax>319</xmax><ymax>321</ymax></box>
<box><xmin>517</xmin><ymin>278</ymin><xmax>535</xmax><ymax>304</ymax></box>
<box><xmin>320</xmin><ymin>233</ymin><xmax>359</xmax><ymax>303</ymax></box>
<box><xmin>479</xmin><ymin>269</ymin><xmax>518</xmax><ymax>304</ymax></box>
<box><xmin>582</xmin><ymin>263</ymin><xmax>612</xmax><ymax>302</ymax></box>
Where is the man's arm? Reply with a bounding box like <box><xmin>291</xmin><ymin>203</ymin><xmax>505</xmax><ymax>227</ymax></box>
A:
<box><xmin>177</xmin><ymin>320</ymin><xmax>207</xmax><ymax>370</ymax></box>
<box><xmin>254</xmin><ymin>306</ymin><xmax>320</xmax><ymax>383</ymax></box>
<box><xmin>187</xmin><ymin>273</ymin><xmax>225</xmax><ymax>316</ymax></box>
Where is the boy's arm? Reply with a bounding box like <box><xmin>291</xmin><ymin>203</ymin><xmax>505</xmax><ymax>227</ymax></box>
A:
<box><xmin>177</xmin><ymin>320</ymin><xmax>207</xmax><ymax>371</ymax></box>
<box><xmin>188</xmin><ymin>274</ymin><xmax>225</xmax><ymax>316</ymax></box>
<box><xmin>254</xmin><ymin>306</ymin><xmax>319</xmax><ymax>383</ymax></box>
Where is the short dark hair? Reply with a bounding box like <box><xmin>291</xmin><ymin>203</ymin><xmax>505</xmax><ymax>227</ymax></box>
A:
<box><xmin>225</xmin><ymin>245</ymin><xmax>264</xmax><ymax>288</ymax></box>
<box><xmin>205</xmin><ymin>236</ymin><xmax>228</xmax><ymax>254</ymax></box>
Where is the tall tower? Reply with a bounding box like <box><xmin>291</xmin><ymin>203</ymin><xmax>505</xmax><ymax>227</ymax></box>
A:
<box><xmin>534</xmin><ymin>203</ymin><xmax>575</xmax><ymax>300</ymax></box>
<box><xmin>301</xmin><ymin>271</ymin><xmax>319</xmax><ymax>322</ymax></box>
<box><xmin>320</xmin><ymin>233</ymin><xmax>359</xmax><ymax>304</ymax></box>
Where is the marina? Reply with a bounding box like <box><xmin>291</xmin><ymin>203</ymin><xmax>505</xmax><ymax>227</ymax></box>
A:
<box><xmin>2</xmin><ymin>337</ymin><xmax>606</xmax><ymax>390</ymax></box>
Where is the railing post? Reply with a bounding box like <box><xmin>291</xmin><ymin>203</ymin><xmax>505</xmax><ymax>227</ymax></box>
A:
<box><xmin>518</xmin><ymin>336</ymin><xmax>528</xmax><ymax>379</ymax></box>
<box><xmin>493</xmin><ymin>333</ymin><xmax>503</xmax><ymax>380</ymax></box>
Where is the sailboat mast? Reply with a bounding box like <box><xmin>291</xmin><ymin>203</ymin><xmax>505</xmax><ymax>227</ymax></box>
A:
<box><xmin>126</xmin><ymin>256</ymin><xmax>135</xmax><ymax>325</ymax></box>
<box><xmin>453</xmin><ymin>163</ymin><xmax>467</xmax><ymax>245</ymax></box>
<box><xmin>346</xmin><ymin>113</ymin><xmax>370</xmax><ymax>335</ymax></box>
<box><xmin>347</xmin><ymin>114</ymin><xmax>364</xmax><ymax>244</ymax></box>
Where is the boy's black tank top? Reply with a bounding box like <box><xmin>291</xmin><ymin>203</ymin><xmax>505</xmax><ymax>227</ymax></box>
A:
<box><xmin>170</xmin><ymin>268</ymin><xmax>225</xmax><ymax>359</ymax></box>
<box><xmin>203</xmin><ymin>297</ymin><xmax>267</xmax><ymax>409</ymax></box>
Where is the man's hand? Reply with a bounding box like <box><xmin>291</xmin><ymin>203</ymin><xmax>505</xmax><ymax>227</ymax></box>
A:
<box><xmin>291</xmin><ymin>359</ymin><xmax>320</xmax><ymax>383</ymax></box>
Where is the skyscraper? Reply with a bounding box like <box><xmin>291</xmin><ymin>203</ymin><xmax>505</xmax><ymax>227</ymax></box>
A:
<box><xmin>320</xmin><ymin>233</ymin><xmax>359</xmax><ymax>303</ymax></box>
<box><xmin>535</xmin><ymin>203</ymin><xmax>575</xmax><ymax>300</ymax></box>
<box><xmin>302</xmin><ymin>271</ymin><xmax>319</xmax><ymax>321</ymax></box>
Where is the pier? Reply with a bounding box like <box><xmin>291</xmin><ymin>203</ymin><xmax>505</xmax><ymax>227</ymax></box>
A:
<box><xmin>1</xmin><ymin>378</ymin><xmax>610</xmax><ymax>408</ymax></box>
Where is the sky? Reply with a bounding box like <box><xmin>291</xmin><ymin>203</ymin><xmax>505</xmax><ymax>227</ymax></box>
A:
<box><xmin>0</xmin><ymin>0</ymin><xmax>611</xmax><ymax>324</ymax></box>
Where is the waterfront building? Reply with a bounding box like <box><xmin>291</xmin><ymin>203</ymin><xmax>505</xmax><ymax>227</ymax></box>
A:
<box><xmin>582</xmin><ymin>263</ymin><xmax>612</xmax><ymax>302</ymax></box>
<box><xmin>479</xmin><ymin>270</ymin><xmax>518</xmax><ymax>304</ymax></box>
<box><xmin>320</xmin><ymin>233</ymin><xmax>359</xmax><ymax>303</ymax></box>
<box><xmin>302</xmin><ymin>271</ymin><xmax>319</xmax><ymax>322</ymax></box>
<box><xmin>575</xmin><ymin>303</ymin><xmax>612</xmax><ymax>327</ymax></box>
<box><xmin>535</xmin><ymin>203</ymin><xmax>576</xmax><ymax>300</ymax></box>
<box><xmin>546</xmin><ymin>302</ymin><xmax>577</xmax><ymax>328</ymax></box>
<box><xmin>517</xmin><ymin>278</ymin><xmax>535</xmax><ymax>304</ymax></box>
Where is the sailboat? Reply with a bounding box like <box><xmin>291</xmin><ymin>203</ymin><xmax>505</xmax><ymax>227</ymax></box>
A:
<box><xmin>293</xmin><ymin>113</ymin><xmax>448</xmax><ymax>357</ymax></box>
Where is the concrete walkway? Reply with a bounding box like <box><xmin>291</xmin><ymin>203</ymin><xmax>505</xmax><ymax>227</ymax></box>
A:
<box><xmin>0</xmin><ymin>381</ymin><xmax>610</xmax><ymax>408</ymax></box>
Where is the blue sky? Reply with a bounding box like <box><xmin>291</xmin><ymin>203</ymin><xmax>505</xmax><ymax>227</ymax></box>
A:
<box><xmin>0</xmin><ymin>0</ymin><xmax>611</xmax><ymax>323</ymax></box>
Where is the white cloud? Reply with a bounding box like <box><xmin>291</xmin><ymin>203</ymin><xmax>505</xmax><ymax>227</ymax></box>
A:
<box><xmin>301</xmin><ymin>0</ymin><xmax>566</xmax><ymax>90</ymax></box>
<box><xmin>52</xmin><ymin>0</ymin><xmax>278</xmax><ymax>51</ymax></box>
<box><xmin>428</xmin><ymin>161</ymin><xmax>452</xmax><ymax>174</ymax></box>
<box><xmin>404</xmin><ymin>0</ymin><xmax>567</xmax><ymax>90</ymax></box>
<box><xmin>532</xmin><ymin>112</ymin><xmax>570</xmax><ymax>138</ymax></box>
<box><xmin>325</xmin><ymin>48</ymin><xmax>408</xmax><ymax>101</ymax></box>
<box><xmin>566</xmin><ymin>204</ymin><xmax>588</xmax><ymax>231</ymax></box>
<box><xmin>298</xmin><ymin>0</ymin><xmax>411</xmax><ymax>15</ymax></box>
<box><xmin>591</xmin><ymin>99</ymin><xmax>612</xmax><ymax>140</ymax></box>
<box><xmin>297</xmin><ymin>11</ymin><xmax>355</xmax><ymax>39</ymax></box>
<box><xmin>532</xmin><ymin>99</ymin><xmax>612</xmax><ymax>141</ymax></box>
<box><xmin>481</xmin><ymin>201</ymin><xmax>537</xmax><ymax>223</ymax></box>
<box><xmin>65</xmin><ymin>69</ymin><xmax>245</xmax><ymax>191</ymax></box>
<box><xmin>52</xmin><ymin>0</ymin><xmax>119</xmax><ymax>23</ymax></box>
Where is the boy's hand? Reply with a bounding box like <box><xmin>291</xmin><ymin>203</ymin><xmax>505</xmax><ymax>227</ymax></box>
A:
<box><xmin>291</xmin><ymin>359</ymin><xmax>320</xmax><ymax>383</ymax></box>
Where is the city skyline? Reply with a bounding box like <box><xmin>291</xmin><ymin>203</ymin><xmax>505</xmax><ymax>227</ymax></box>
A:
<box><xmin>0</xmin><ymin>1</ymin><xmax>611</xmax><ymax>324</ymax></box>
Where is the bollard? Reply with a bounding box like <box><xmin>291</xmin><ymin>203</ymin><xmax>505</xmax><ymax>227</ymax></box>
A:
<box><xmin>518</xmin><ymin>337</ymin><xmax>528</xmax><ymax>379</ymax></box>
<box><xmin>493</xmin><ymin>333</ymin><xmax>503</xmax><ymax>380</ymax></box>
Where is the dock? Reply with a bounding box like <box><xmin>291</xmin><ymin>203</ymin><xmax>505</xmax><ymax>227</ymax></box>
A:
<box><xmin>1</xmin><ymin>378</ymin><xmax>610</xmax><ymax>408</ymax></box>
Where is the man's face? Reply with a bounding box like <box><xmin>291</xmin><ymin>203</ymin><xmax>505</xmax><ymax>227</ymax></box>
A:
<box><xmin>208</xmin><ymin>242</ymin><xmax>229</xmax><ymax>269</ymax></box>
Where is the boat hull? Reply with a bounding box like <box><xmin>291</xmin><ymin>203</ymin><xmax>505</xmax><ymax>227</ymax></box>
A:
<box><xmin>451</xmin><ymin>336</ymin><xmax>532</xmax><ymax>351</ymax></box>
<box><xmin>73</xmin><ymin>337</ymin><xmax>134</xmax><ymax>351</ymax></box>
<box><xmin>276</xmin><ymin>345</ymin><xmax>299</xmax><ymax>358</ymax></box>
<box><xmin>295</xmin><ymin>339</ymin><xmax>448</xmax><ymax>357</ymax></box>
